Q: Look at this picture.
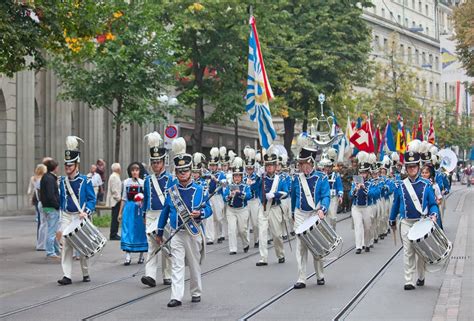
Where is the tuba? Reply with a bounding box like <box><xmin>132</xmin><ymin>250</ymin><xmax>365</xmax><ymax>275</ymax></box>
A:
<box><xmin>307</xmin><ymin>94</ymin><xmax>343</xmax><ymax>148</ymax></box>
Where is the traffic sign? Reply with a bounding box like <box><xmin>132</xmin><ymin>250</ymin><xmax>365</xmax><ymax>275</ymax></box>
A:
<box><xmin>165</xmin><ymin>125</ymin><xmax>178</xmax><ymax>139</ymax></box>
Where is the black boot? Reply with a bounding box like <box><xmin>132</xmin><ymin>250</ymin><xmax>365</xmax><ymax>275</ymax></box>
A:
<box><xmin>58</xmin><ymin>276</ymin><xmax>72</xmax><ymax>285</ymax></box>
<box><xmin>167</xmin><ymin>299</ymin><xmax>182</xmax><ymax>307</ymax></box>
<box><xmin>141</xmin><ymin>276</ymin><xmax>156</xmax><ymax>287</ymax></box>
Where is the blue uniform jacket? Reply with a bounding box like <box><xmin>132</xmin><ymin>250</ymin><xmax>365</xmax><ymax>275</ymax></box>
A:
<box><xmin>291</xmin><ymin>171</ymin><xmax>330</xmax><ymax>214</ymax></box>
<box><xmin>143</xmin><ymin>171</ymin><xmax>175</xmax><ymax>212</ymax></box>
<box><xmin>222</xmin><ymin>183</ymin><xmax>251</xmax><ymax>208</ymax></box>
<box><xmin>350</xmin><ymin>180</ymin><xmax>380</xmax><ymax>206</ymax></box>
<box><xmin>157</xmin><ymin>180</ymin><xmax>212</xmax><ymax>236</ymax></box>
<box><xmin>328</xmin><ymin>172</ymin><xmax>343</xmax><ymax>197</ymax></box>
<box><xmin>59</xmin><ymin>173</ymin><xmax>96</xmax><ymax>215</ymax></box>
<box><xmin>260</xmin><ymin>173</ymin><xmax>288</xmax><ymax>206</ymax></box>
<box><xmin>208</xmin><ymin>171</ymin><xmax>226</xmax><ymax>195</ymax></box>
<box><xmin>389</xmin><ymin>175</ymin><xmax>439</xmax><ymax>223</ymax></box>
<box><xmin>244</xmin><ymin>172</ymin><xmax>261</xmax><ymax>200</ymax></box>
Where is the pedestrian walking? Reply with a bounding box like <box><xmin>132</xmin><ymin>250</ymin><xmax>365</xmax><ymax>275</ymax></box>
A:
<box><xmin>106</xmin><ymin>163</ymin><xmax>122</xmax><ymax>241</ymax></box>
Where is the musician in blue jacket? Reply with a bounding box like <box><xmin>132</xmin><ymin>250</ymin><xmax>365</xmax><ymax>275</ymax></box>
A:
<box><xmin>390</xmin><ymin>141</ymin><xmax>439</xmax><ymax>291</ymax></box>
<box><xmin>256</xmin><ymin>146</ymin><xmax>288</xmax><ymax>266</ymax></box>
<box><xmin>141</xmin><ymin>131</ymin><xmax>174</xmax><ymax>288</ymax></box>
<box><xmin>58</xmin><ymin>136</ymin><xmax>96</xmax><ymax>286</ymax></box>
<box><xmin>156</xmin><ymin>138</ymin><xmax>212</xmax><ymax>307</ymax></box>
<box><xmin>243</xmin><ymin>146</ymin><xmax>261</xmax><ymax>248</ymax></box>
<box><xmin>291</xmin><ymin>136</ymin><xmax>330</xmax><ymax>289</ymax></box>
<box><xmin>223</xmin><ymin>157</ymin><xmax>251</xmax><ymax>255</ymax></box>
<box><xmin>350</xmin><ymin>152</ymin><xmax>380</xmax><ymax>254</ymax></box>
<box><xmin>321</xmin><ymin>148</ymin><xmax>343</xmax><ymax>230</ymax></box>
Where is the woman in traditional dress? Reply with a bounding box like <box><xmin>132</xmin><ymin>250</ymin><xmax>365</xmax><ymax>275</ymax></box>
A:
<box><xmin>118</xmin><ymin>162</ymin><xmax>148</xmax><ymax>265</ymax></box>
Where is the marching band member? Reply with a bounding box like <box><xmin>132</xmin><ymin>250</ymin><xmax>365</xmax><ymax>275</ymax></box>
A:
<box><xmin>277</xmin><ymin>152</ymin><xmax>293</xmax><ymax>239</ymax></box>
<box><xmin>243</xmin><ymin>146</ymin><xmax>261</xmax><ymax>248</ymax></box>
<box><xmin>379</xmin><ymin>156</ymin><xmax>395</xmax><ymax>239</ymax></box>
<box><xmin>57</xmin><ymin>136</ymin><xmax>96</xmax><ymax>285</ymax></box>
<box><xmin>322</xmin><ymin>148</ymin><xmax>343</xmax><ymax>230</ymax></box>
<box><xmin>367</xmin><ymin>153</ymin><xmax>381</xmax><ymax>248</ymax></box>
<box><xmin>217</xmin><ymin>146</ymin><xmax>231</xmax><ymax>243</ymax></box>
<box><xmin>292</xmin><ymin>134</ymin><xmax>330</xmax><ymax>289</ymax></box>
<box><xmin>192</xmin><ymin>153</ymin><xmax>208</xmax><ymax>188</ymax></box>
<box><xmin>391</xmin><ymin>152</ymin><xmax>403</xmax><ymax>181</ymax></box>
<box><xmin>157</xmin><ymin>137</ymin><xmax>212</xmax><ymax>307</ymax></box>
<box><xmin>205</xmin><ymin>147</ymin><xmax>226</xmax><ymax>245</ymax></box>
<box><xmin>119</xmin><ymin>162</ymin><xmax>148</xmax><ymax>265</ymax></box>
<box><xmin>350</xmin><ymin>152</ymin><xmax>379</xmax><ymax>254</ymax></box>
<box><xmin>141</xmin><ymin>132</ymin><xmax>174</xmax><ymax>287</ymax></box>
<box><xmin>256</xmin><ymin>145</ymin><xmax>288</xmax><ymax>266</ymax></box>
<box><xmin>223</xmin><ymin>157</ymin><xmax>251</xmax><ymax>254</ymax></box>
<box><xmin>390</xmin><ymin>140</ymin><xmax>439</xmax><ymax>290</ymax></box>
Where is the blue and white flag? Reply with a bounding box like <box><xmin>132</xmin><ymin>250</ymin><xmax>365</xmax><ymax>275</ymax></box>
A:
<box><xmin>246</xmin><ymin>16</ymin><xmax>276</xmax><ymax>149</ymax></box>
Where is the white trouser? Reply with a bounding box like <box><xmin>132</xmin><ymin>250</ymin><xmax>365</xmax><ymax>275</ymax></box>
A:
<box><xmin>170</xmin><ymin>230</ymin><xmax>203</xmax><ymax>301</ymax></box>
<box><xmin>258</xmin><ymin>205</ymin><xmax>285</xmax><ymax>262</ymax></box>
<box><xmin>327</xmin><ymin>196</ymin><xmax>339</xmax><ymax>230</ymax></box>
<box><xmin>400</xmin><ymin>219</ymin><xmax>426</xmax><ymax>285</ymax></box>
<box><xmin>206</xmin><ymin>196</ymin><xmax>222</xmax><ymax>242</ymax></box>
<box><xmin>145</xmin><ymin>210</ymin><xmax>171</xmax><ymax>281</ymax></box>
<box><xmin>60</xmin><ymin>212</ymin><xmax>89</xmax><ymax>278</ymax></box>
<box><xmin>280</xmin><ymin>198</ymin><xmax>293</xmax><ymax>235</ymax></box>
<box><xmin>294</xmin><ymin>209</ymin><xmax>324</xmax><ymax>283</ymax></box>
<box><xmin>368</xmin><ymin>204</ymin><xmax>377</xmax><ymax>245</ymax></box>
<box><xmin>351</xmin><ymin>206</ymin><xmax>372</xmax><ymax>249</ymax></box>
<box><xmin>226</xmin><ymin>207</ymin><xmax>250</xmax><ymax>252</ymax></box>
<box><xmin>247</xmin><ymin>198</ymin><xmax>261</xmax><ymax>244</ymax></box>
<box><xmin>376</xmin><ymin>200</ymin><xmax>385</xmax><ymax>237</ymax></box>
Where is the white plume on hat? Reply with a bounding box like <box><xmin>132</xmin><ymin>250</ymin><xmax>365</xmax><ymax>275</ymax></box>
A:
<box><xmin>219</xmin><ymin>146</ymin><xmax>227</xmax><ymax>158</ymax></box>
<box><xmin>429</xmin><ymin>145</ymin><xmax>439</xmax><ymax>155</ymax></box>
<box><xmin>357</xmin><ymin>151</ymin><xmax>369</xmax><ymax>163</ymax></box>
<box><xmin>266</xmin><ymin>144</ymin><xmax>278</xmax><ymax>157</ymax></box>
<box><xmin>210</xmin><ymin>147</ymin><xmax>219</xmax><ymax>158</ymax></box>
<box><xmin>66</xmin><ymin>136</ymin><xmax>83</xmax><ymax>150</ymax></box>
<box><xmin>144</xmin><ymin>131</ymin><xmax>163</xmax><ymax>147</ymax></box>
<box><xmin>382</xmin><ymin>155</ymin><xmax>391</xmax><ymax>167</ymax></box>
<box><xmin>228</xmin><ymin>150</ymin><xmax>236</xmax><ymax>163</ymax></box>
<box><xmin>419</xmin><ymin>141</ymin><xmax>432</xmax><ymax>154</ymax></box>
<box><xmin>327</xmin><ymin>148</ymin><xmax>338</xmax><ymax>161</ymax></box>
<box><xmin>391</xmin><ymin>152</ymin><xmax>400</xmax><ymax>163</ymax></box>
<box><xmin>244</xmin><ymin>146</ymin><xmax>256</xmax><ymax>160</ymax></box>
<box><xmin>193</xmin><ymin>152</ymin><xmax>205</xmax><ymax>164</ymax></box>
<box><xmin>256</xmin><ymin>152</ymin><xmax>262</xmax><ymax>162</ymax></box>
<box><xmin>232</xmin><ymin>156</ymin><xmax>244</xmax><ymax>168</ymax></box>
<box><xmin>281</xmin><ymin>154</ymin><xmax>288</xmax><ymax>164</ymax></box>
<box><xmin>172</xmin><ymin>137</ymin><xmax>186</xmax><ymax>155</ymax></box>
<box><xmin>368</xmin><ymin>153</ymin><xmax>377</xmax><ymax>165</ymax></box>
<box><xmin>319</xmin><ymin>153</ymin><xmax>332</xmax><ymax>167</ymax></box>
<box><xmin>407</xmin><ymin>139</ymin><xmax>422</xmax><ymax>153</ymax></box>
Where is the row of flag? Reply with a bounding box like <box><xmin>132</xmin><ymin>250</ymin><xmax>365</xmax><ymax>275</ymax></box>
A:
<box><xmin>245</xmin><ymin>15</ymin><xmax>438</xmax><ymax>164</ymax></box>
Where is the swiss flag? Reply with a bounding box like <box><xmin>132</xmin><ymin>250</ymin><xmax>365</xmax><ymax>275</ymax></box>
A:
<box><xmin>350</xmin><ymin>121</ymin><xmax>374</xmax><ymax>153</ymax></box>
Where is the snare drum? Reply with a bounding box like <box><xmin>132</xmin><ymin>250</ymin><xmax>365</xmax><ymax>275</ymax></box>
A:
<box><xmin>407</xmin><ymin>218</ymin><xmax>452</xmax><ymax>264</ymax></box>
<box><xmin>63</xmin><ymin>218</ymin><xmax>107</xmax><ymax>258</ymax></box>
<box><xmin>146</xmin><ymin>219</ymin><xmax>171</xmax><ymax>257</ymax></box>
<box><xmin>295</xmin><ymin>215</ymin><xmax>342</xmax><ymax>258</ymax></box>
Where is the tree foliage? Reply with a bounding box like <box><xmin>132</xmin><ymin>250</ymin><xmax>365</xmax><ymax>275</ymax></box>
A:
<box><xmin>453</xmin><ymin>1</ymin><xmax>474</xmax><ymax>81</ymax></box>
<box><xmin>52</xmin><ymin>1</ymin><xmax>175</xmax><ymax>161</ymax></box>
<box><xmin>0</xmin><ymin>0</ymin><xmax>116</xmax><ymax>77</ymax></box>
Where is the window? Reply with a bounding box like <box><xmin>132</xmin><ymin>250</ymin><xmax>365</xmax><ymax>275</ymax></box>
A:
<box><xmin>429</xmin><ymin>82</ymin><xmax>433</xmax><ymax>97</ymax></box>
<box><xmin>412</xmin><ymin>21</ymin><xmax>416</xmax><ymax>28</ymax></box>
<box><xmin>408</xmin><ymin>46</ymin><xmax>412</xmax><ymax>63</ymax></box>
<box><xmin>425</xmin><ymin>4</ymin><xmax>429</xmax><ymax>16</ymax></box>
<box><xmin>405</xmin><ymin>17</ymin><xmax>409</xmax><ymax>27</ymax></box>
<box><xmin>400</xmin><ymin>44</ymin><xmax>405</xmax><ymax>59</ymax></box>
<box><xmin>382</xmin><ymin>8</ymin><xmax>385</xmax><ymax>18</ymax></box>
<box><xmin>419</xmin><ymin>1</ymin><xmax>422</xmax><ymax>12</ymax></box>
<box><xmin>397</xmin><ymin>14</ymin><xmax>401</xmax><ymax>24</ymax></box>
<box><xmin>412</xmin><ymin>0</ymin><xmax>415</xmax><ymax>8</ymax></box>
<box><xmin>374</xmin><ymin>35</ymin><xmax>380</xmax><ymax>49</ymax></box>
<box><xmin>422</xmin><ymin>51</ymin><xmax>426</xmax><ymax>65</ymax></box>
<box><xmin>435</xmin><ymin>56</ymin><xmax>439</xmax><ymax>70</ymax></box>
<box><xmin>429</xmin><ymin>53</ymin><xmax>433</xmax><ymax>66</ymax></box>
<box><xmin>416</xmin><ymin>78</ymin><xmax>420</xmax><ymax>94</ymax></box>
<box><xmin>415</xmin><ymin>49</ymin><xmax>419</xmax><ymax>64</ymax></box>
<box><xmin>436</xmin><ymin>83</ymin><xmax>440</xmax><ymax>99</ymax></box>
<box><xmin>383</xmin><ymin>38</ymin><xmax>388</xmax><ymax>52</ymax></box>
<box><xmin>426</xmin><ymin>27</ymin><xmax>429</xmax><ymax>36</ymax></box>
<box><xmin>373</xmin><ymin>5</ymin><xmax>377</xmax><ymax>14</ymax></box>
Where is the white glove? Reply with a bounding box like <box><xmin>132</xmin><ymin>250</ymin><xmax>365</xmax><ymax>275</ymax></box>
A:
<box><xmin>258</xmin><ymin>166</ymin><xmax>265</xmax><ymax>177</ymax></box>
<box><xmin>266</xmin><ymin>192</ymin><xmax>275</xmax><ymax>199</ymax></box>
<box><xmin>220</xmin><ymin>179</ymin><xmax>228</xmax><ymax>186</ymax></box>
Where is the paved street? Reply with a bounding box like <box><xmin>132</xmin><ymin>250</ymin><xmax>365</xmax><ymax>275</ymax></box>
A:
<box><xmin>0</xmin><ymin>185</ymin><xmax>472</xmax><ymax>321</ymax></box>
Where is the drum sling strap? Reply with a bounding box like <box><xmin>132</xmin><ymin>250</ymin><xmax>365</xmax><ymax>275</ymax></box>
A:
<box><xmin>150</xmin><ymin>174</ymin><xmax>165</xmax><ymax>205</ymax></box>
<box><xmin>402</xmin><ymin>178</ymin><xmax>425</xmax><ymax>215</ymax></box>
<box><xmin>65</xmin><ymin>177</ymin><xmax>84</xmax><ymax>213</ymax></box>
<box><xmin>299</xmin><ymin>173</ymin><xmax>318</xmax><ymax>210</ymax></box>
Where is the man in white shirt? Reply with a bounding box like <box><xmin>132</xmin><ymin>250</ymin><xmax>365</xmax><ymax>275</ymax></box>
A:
<box><xmin>106</xmin><ymin>163</ymin><xmax>122</xmax><ymax>240</ymax></box>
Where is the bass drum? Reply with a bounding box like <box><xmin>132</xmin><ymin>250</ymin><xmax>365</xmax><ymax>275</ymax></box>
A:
<box><xmin>63</xmin><ymin>218</ymin><xmax>107</xmax><ymax>258</ymax></box>
<box><xmin>295</xmin><ymin>215</ymin><xmax>342</xmax><ymax>258</ymax></box>
<box><xmin>407</xmin><ymin>218</ymin><xmax>452</xmax><ymax>264</ymax></box>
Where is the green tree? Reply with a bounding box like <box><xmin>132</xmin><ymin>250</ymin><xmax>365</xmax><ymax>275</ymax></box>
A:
<box><xmin>0</xmin><ymin>0</ymin><xmax>116</xmax><ymax>77</ymax></box>
<box><xmin>52</xmin><ymin>1</ymin><xmax>175</xmax><ymax>162</ymax></box>
<box><xmin>453</xmin><ymin>1</ymin><xmax>474</xmax><ymax>85</ymax></box>
<box><xmin>161</xmin><ymin>1</ymin><xmax>248</xmax><ymax>153</ymax></box>
<box><xmin>254</xmin><ymin>0</ymin><xmax>373</xmax><ymax>157</ymax></box>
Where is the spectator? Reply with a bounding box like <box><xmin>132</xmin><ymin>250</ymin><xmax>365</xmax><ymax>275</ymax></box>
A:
<box><xmin>96</xmin><ymin>159</ymin><xmax>106</xmax><ymax>202</ymax></box>
<box><xmin>106</xmin><ymin>163</ymin><xmax>122</xmax><ymax>241</ymax></box>
<box><xmin>27</xmin><ymin>164</ymin><xmax>48</xmax><ymax>251</ymax></box>
<box><xmin>40</xmin><ymin>158</ymin><xmax>61</xmax><ymax>260</ymax></box>
<box><xmin>87</xmin><ymin>164</ymin><xmax>103</xmax><ymax>197</ymax></box>
<box><xmin>465</xmin><ymin>164</ymin><xmax>472</xmax><ymax>187</ymax></box>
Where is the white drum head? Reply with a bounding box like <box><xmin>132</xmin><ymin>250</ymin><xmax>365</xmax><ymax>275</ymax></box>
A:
<box><xmin>295</xmin><ymin>215</ymin><xmax>319</xmax><ymax>235</ymax></box>
<box><xmin>407</xmin><ymin>219</ymin><xmax>433</xmax><ymax>241</ymax></box>
<box><xmin>63</xmin><ymin>218</ymin><xmax>83</xmax><ymax>235</ymax></box>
